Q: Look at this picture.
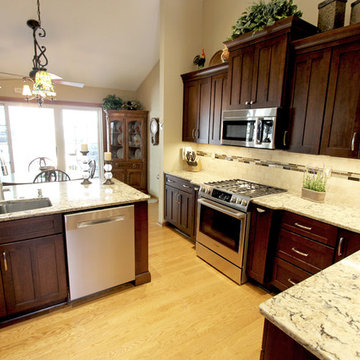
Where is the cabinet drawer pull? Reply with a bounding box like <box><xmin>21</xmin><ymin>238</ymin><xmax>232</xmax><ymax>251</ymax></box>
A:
<box><xmin>2</xmin><ymin>252</ymin><xmax>7</xmax><ymax>271</ymax></box>
<box><xmin>287</xmin><ymin>278</ymin><xmax>297</xmax><ymax>286</ymax></box>
<box><xmin>256</xmin><ymin>208</ymin><xmax>266</xmax><ymax>214</ymax></box>
<box><xmin>337</xmin><ymin>237</ymin><xmax>344</xmax><ymax>256</ymax></box>
<box><xmin>291</xmin><ymin>247</ymin><xmax>309</xmax><ymax>257</ymax></box>
<box><xmin>182</xmin><ymin>184</ymin><xmax>191</xmax><ymax>189</ymax></box>
<box><xmin>167</xmin><ymin>179</ymin><xmax>175</xmax><ymax>183</ymax></box>
<box><xmin>294</xmin><ymin>222</ymin><xmax>312</xmax><ymax>231</ymax></box>
<box><xmin>197</xmin><ymin>129</ymin><xmax>200</xmax><ymax>139</ymax></box>
<box><xmin>351</xmin><ymin>132</ymin><xmax>357</xmax><ymax>152</ymax></box>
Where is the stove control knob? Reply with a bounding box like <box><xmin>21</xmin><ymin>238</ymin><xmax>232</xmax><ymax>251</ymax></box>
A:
<box><xmin>241</xmin><ymin>199</ymin><xmax>248</xmax><ymax>207</ymax></box>
<box><xmin>236</xmin><ymin>198</ymin><xmax>242</xmax><ymax>204</ymax></box>
<box><xmin>231</xmin><ymin>197</ymin><xmax>236</xmax><ymax>203</ymax></box>
<box><xmin>206</xmin><ymin>188</ymin><xmax>211</xmax><ymax>194</ymax></box>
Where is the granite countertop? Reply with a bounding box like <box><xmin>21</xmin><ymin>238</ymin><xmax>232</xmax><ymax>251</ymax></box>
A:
<box><xmin>165</xmin><ymin>170</ymin><xmax>360</xmax><ymax>235</ymax></box>
<box><xmin>0</xmin><ymin>178</ymin><xmax>150</xmax><ymax>222</ymax></box>
<box><xmin>259</xmin><ymin>250</ymin><xmax>360</xmax><ymax>360</ymax></box>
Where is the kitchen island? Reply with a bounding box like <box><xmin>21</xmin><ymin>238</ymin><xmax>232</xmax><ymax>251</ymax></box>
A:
<box><xmin>0</xmin><ymin>179</ymin><xmax>150</xmax><ymax>325</ymax></box>
<box><xmin>259</xmin><ymin>250</ymin><xmax>360</xmax><ymax>360</ymax></box>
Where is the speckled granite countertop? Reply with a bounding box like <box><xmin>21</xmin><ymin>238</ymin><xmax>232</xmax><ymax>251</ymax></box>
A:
<box><xmin>0</xmin><ymin>179</ymin><xmax>150</xmax><ymax>222</ymax></box>
<box><xmin>165</xmin><ymin>170</ymin><xmax>360</xmax><ymax>234</ymax></box>
<box><xmin>259</xmin><ymin>250</ymin><xmax>360</xmax><ymax>360</ymax></box>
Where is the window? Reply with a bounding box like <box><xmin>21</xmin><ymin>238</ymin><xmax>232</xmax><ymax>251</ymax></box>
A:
<box><xmin>0</xmin><ymin>102</ymin><xmax>103</xmax><ymax>180</ymax></box>
<box><xmin>0</xmin><ymin>105</ymin><xmax>11</xmax><ymax>172</ymax></box>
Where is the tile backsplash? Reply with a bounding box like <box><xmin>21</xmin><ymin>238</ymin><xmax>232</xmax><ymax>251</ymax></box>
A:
<box><xmin>191</xmin><ymin>144</ymin><xmax>360</xmax><ymax>208</ymax></box>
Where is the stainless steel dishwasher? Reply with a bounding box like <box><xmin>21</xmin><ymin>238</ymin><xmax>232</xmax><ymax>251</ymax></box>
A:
<box><xmin>64</xmin><ymin>205</ymin><xmax>135</xmax><ymax>301</ymax></box>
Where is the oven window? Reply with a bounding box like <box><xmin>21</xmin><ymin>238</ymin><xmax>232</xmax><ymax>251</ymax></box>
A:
<box><xmin>199</xmin><ymin>205</ymin><xmax>241</xmax><ymax>252</ymax></box>
<box><xmin>223</xmin><ymin>120</ymin><xmax>255</xmax><ymax>141</ymax></box>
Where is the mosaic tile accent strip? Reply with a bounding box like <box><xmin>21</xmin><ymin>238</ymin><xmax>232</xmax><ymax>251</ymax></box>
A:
<box><xmin>196</xmin><ymin>151</ymin><xmax>360</xmax><ymax>182</ymax></box>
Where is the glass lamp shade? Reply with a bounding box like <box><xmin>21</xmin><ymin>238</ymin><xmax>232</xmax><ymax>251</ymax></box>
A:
<box><xmin>22</xmin><ymin>84</ymin><xmax>32</xmax><ymax>97</ymax></box>
<box><xmin>32</xmin><ymin>70</ymin><xmax>56</xmax><ymax>98</ymax></box>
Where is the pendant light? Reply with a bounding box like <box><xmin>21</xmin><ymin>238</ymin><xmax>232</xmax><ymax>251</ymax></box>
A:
<box><xmin>23</xmin><ymin>0</ymin><xmax>56</xmax><ymax>106</ymax></box>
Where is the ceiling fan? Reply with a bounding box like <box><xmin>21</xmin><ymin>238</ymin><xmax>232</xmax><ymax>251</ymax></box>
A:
<box><xmin>0</xmin><ymin>0</ymin><xmax>84</xmax><ymax>105</ymax></box>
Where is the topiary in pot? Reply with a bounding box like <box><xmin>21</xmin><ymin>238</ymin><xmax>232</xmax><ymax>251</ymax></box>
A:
<box><xmin>228</xmin><ymin>0</ymin><xmax>303</xmax><ymax>40</ymax></box>
<box><xmin>102</xmin><ymin>94</ymin><xmax>123</xmax><ymax>111</ymax></box>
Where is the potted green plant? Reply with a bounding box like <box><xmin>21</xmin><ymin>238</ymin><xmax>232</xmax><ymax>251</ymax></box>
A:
<box><xmin>302</xmin><ymin>165</ymin><xmax>330</xmax><ymax>203</ymax></box>
<box><xmin>102</xmin><ymin>94</ymin><xmax>123</xmax><ymax>111</ymax></box>
<box><xmin>228</xmin><ymin>0</ymin><xmax>303</xmax><ymax>40</ymax></box>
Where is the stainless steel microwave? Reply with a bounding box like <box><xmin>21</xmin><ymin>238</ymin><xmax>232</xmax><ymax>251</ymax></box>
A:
<box><xmin>221</xmin><ymin>108</ymin><xmax>280</xmax><ymax>149</ymax></box>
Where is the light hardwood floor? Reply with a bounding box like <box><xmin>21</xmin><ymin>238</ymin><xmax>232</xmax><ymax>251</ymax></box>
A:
<box><xmin>0</xmin><ymin>203</ymin><xmax>271</xmax><ymax>359</ymax></box>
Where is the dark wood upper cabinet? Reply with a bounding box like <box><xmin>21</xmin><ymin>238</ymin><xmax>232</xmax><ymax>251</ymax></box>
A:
<box><xmin>288</xmin><ymin>49</ymin><xmax>332</xmax><ymax>153</ymax></box>
<box><xmin>225</xmin><ymin>16</ymin><xmax>317</xmax><ymax>111</ymax></box>
<box><xmin>253</xmin><ymin>35</ymin><xmax>288</xmax><ymax>108</ymax></box>
<box><xmin>182</xmin><ymin>77</ymin><xmax>211</xmax><ymax>143</ymax></box>
<box><xmin>182</xmin><ymin>63</ymin><xmax>228</xmax><ymax>144</ymax></box>
<box><xmin>197</xmin><ymin>78</ymin><xmax>211</xmax><ymax>143</ymax></box>
<box><xmin>183</xmin><ymin>80</ymin><xmax>200</xmax><ymax>142</ymax></box>
<box><xmin>289</xmin><ymin>22</ymin><xmax>360</xmax><ymax>158</ymax></box>
<box><xmin>320</xmin><ymin>41</ymin><xmax>360</xmax><ymax>158</ymax></box>
<box><xmin>228</xmin><ymin>45</ymin><xmax>256</xmax><ymax>109</ymax></box>
<box><xmin>209</xmin><ymin>72</ymin><xmax>227</xmax><ymax>144</ymax></box>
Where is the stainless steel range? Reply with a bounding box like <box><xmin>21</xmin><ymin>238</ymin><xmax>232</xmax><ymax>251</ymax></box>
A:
<box><xmin>196</xmin><ymin>179</ymin><xmax>286</xmax><ymax>284</ymax></box>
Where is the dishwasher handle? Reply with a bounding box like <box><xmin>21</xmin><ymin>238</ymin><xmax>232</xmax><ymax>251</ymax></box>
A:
<box><xmin>77</xmin><ymin>216</ymin><xmax>125</xmax><ymax>229</ymax></box>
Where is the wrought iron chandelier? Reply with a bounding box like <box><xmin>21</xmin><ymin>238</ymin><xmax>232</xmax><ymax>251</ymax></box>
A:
<box><xmin>22</xmin><ymin>0</ymin><xmax>56</xmax><ymax>106</ymax></box>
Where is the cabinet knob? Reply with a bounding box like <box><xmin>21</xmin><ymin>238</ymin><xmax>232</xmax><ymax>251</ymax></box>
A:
<box><xmin>250</xmin><ymin>100</ymin><xmax>255</xmax><ymax>105</ymax></box>
<box><xmin>245</xmin><ymin>101</ymin><xmax>250</xmax><ymax>105</ymax></box>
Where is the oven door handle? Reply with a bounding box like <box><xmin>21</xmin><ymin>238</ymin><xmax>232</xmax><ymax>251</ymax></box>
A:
<box><xmin>198</xmin><ymin>198</ymin><xmax>246</xmax><ymax>220</ymax></box>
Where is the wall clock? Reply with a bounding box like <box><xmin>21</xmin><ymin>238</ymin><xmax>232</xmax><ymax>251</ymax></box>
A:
<box><xmin>150</xmin><ymin>117</ymin><xmax>159</xmax><ymax>145</ymax></box>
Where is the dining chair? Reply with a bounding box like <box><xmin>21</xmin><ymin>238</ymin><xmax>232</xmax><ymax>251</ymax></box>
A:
<box><xmin>88</xmin><ymin>160</ymin><xmax>96</xmax><ymax>179</ymax></box>
<box><xmin>33</xmin><ymin>169</ymin><xmax>71</xmax><ymax>183</ymax></box>
<box><xmin>28</xmin><ymin>157</ymin><xmax>55</xmax><ymax>172</ymax></box>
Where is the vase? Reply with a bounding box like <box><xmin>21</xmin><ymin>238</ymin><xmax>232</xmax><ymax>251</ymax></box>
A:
<box><xmin>317</xmin><ymin>0</ymin><xmax>347</xmax><ymax>32</ymax></box>
<box><xmin>301</xmin><ymin>188</ymin><xmax>326</xmax><ymax>203</ymax></box>
<box><xmin>351</xmin><ymin>0</ymin><xmax>360</xmax><ymax>24</ymax></box>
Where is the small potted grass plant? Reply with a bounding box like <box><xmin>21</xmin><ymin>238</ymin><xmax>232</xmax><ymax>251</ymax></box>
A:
<box><xmin>302</xmin><ymin>165</ymin><xmax>330</xmax><ymax>203</ymax></box>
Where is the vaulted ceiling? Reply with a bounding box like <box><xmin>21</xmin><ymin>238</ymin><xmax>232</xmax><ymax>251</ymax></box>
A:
<box><xmin>0</xmin><ymin>0</ymin><xmax>160</xmax><ymax>91</ymax></box>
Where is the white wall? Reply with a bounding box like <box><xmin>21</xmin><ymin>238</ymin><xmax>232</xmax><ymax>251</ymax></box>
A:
<box><xmin>136</xmin><ymin>62</ymin><xmax>161</xmax><ymax>198</ymax></box>
<box><xmin>158</xmin><ymin>0</ymin><xmax>203</xmax><ymax>222</ymax></box>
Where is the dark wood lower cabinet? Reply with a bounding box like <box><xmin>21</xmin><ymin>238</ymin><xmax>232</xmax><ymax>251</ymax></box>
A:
<box><xmin>0</xmin><ymin>277</ymin><xmax>6</xmax><ymax>318</ymax></box>
<box><xmin>334</xmin><ymin>229</ymin><xmax>360</xmax><ymax>262</ymax></box>
<box><xmin>261</xmin><ymin>319</ymin><xmax>319</xmax><ymax>360</ymax></box>
<box><xmin>0</xmin><ymin>234</ymin><xmax>67</xmax><ymax>316</ymax></box>
<box><xmin>247</xmin><ymin>206</ymin><xmax>278</xmax><ymax>285</ymax></box>
<box><xmin>164</xmin><ymin>174</ymin><xmax>198</xmax><ymax>239</ymax></box>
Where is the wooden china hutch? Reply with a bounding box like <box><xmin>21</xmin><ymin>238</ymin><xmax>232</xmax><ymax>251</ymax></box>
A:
<box><xmin>104</xmin><ymin>110</ymin><xmax>148</xmax><ymax>192</ymax></box>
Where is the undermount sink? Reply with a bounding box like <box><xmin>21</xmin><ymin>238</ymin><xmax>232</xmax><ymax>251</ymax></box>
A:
<box><xmin>0</xmin><ymin>198</ymin><xmax>52</xmax><ymax>214</ymax></box>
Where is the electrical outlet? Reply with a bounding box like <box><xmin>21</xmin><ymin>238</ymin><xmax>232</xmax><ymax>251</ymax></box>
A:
<box><xmin>14</xmin><ymin>88</ymin><xmax>22</xmax><ymax>94</ymax></box>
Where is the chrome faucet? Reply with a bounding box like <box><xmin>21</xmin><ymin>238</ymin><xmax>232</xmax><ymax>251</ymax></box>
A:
<box><xmin>0</xmin><ymin>155</ymin><xmax>9</xmax><ymax>201</ymax></box>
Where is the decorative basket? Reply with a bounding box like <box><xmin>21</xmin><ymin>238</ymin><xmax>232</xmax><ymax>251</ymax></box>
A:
<box><xmin>301</xmin><ymin>188</ymin><xmax>326</xmax><ymax>203</ymax></box>
<box><xmin>318</xmin><ymin>0</ymin><xmax>348</xmax><ymax>32</ymax></box>
<box><xmin>351</xmin><ymin>0</ymin><xmax>360</xmax><ymax>24</ymax></box>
